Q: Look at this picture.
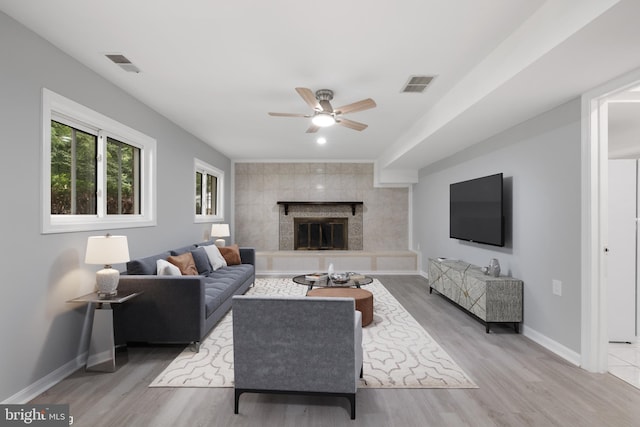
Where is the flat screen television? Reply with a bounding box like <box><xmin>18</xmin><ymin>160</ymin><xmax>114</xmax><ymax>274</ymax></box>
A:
<box><xmin>450</xmin><ymin>173</ymin><xmax>504</xmax><ymax>247</ymax></box>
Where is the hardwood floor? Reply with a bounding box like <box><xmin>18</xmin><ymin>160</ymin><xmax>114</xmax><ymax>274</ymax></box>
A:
<box><xmin>31</xmin><ymin>276</ymin><xmax>640</xmax><ymax>426</ymax></box>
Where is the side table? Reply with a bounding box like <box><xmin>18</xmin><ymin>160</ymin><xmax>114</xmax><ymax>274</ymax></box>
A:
<box><xmin>67</xmin><ymin>291</ymin><xmax>141</xmax><ymax>372</ymax></box>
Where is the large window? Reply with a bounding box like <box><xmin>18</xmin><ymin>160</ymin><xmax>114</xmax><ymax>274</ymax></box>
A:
<box><xmin>43</xmin><ymin>89</ymin><xmax>156</xmax><ymax>233</ymax></box>
<box><xmin>194</xmin><ymin>158</ymin><xmax>224</xmax><ymax>222</ymax></box>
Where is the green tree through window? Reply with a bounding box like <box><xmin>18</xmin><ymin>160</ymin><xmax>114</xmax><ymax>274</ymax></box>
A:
<box><xmin>107</xmin><ymin>137</ymin><xmax>140</xmax><ymax>214</ymax></box>
<box><xmin>50</xmin><ymin>121</ymin><xmax>141</xmax><ymax>216</ymax></box>
<box><xmin>50</xmin><ymin>121</ymin><xmax>96</xmax><ymax>214</ymax></box>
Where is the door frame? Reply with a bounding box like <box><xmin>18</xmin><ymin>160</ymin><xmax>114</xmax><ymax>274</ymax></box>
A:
<box><xmin>581</xmin><ymin>67</ymin><xmax>640</xmax><ymax>372</ymax></box>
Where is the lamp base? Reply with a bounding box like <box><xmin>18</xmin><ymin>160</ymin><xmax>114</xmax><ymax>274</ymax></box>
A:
<box><xmin>214</xmin><ymin>238</ymin><xmax>226</xmax><ymax>247</ymax></box>
<box><xmin>96</xmin><ymin>267</ymin><xmax>120</xmax><ymax>299</ymax></box>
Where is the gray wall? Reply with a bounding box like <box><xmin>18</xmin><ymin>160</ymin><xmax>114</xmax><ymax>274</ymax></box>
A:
<box><xmin>0</xmin><ymin>12</ymin><xmax>231</xmax><ymax>402</ymax></box>
<box><xmin>413</xmin><ymin>98</ymin><xmax>582</xmax><ymax>353</ymax></box>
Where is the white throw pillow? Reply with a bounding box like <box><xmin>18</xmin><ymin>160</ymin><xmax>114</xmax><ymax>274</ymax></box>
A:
<box><xmin>202</xmin><ymin>244</ymin><xmax>227</xmax><ymax>270</ymax></box>
<box><xmin>156</xmin><ymin>259</ymin><xmax>182</xmax><ymax>276</ymax></box>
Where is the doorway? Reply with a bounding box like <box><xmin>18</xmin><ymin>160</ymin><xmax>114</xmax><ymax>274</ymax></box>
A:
<box><xmin>607</xmin><ymin>99</ymin><xmax>640</xmax><ymax>388</ymax></box>
<box><xmin>581</xmin><ymin>67</ymin><xmax>640</xmax><ymax>376</ymax></box>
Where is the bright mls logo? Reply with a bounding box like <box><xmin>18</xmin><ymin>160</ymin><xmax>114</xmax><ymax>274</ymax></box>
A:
<box><xmin>0</xmin><ymin>405</ymin><xmax>72</xmax><ymax>426</ymax></box>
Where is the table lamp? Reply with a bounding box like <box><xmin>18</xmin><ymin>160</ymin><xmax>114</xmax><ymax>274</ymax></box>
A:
<box><xmin>85</xmin><ymin>234</ymin><xmax>130</xmax><ymax>298</ymax></box>
<box><xmin>211</xmin><ymin>223</ymin><xmax>230</xmax><ymax>247</ymax></box>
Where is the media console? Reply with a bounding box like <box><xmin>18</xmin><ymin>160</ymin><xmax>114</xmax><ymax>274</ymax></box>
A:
<box><xmin>428</xmin><ymin>258</ymin><xmax>523</xmax><ymax>333</ymax></box>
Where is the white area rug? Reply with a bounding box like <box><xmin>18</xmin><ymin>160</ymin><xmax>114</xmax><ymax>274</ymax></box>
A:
<box><xmin>149</xmin><ymin>278</ymin><xmax>477</xmax><ymax>389</ymax></box>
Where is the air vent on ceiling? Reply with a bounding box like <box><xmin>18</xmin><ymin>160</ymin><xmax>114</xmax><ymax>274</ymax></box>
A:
<box><xmin>401</xmin><ymin>75</ymin><xmax>434</xmax><ymax>93</ymax></box>
<box><xmin>105</xmin><ymin>54</ymin><xmax>141</xmax><ymax>73</ymax></box>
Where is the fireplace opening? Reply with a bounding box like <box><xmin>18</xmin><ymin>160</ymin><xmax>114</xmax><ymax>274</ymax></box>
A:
<box><xmin>294</xmin><ymin>217</ymin><xmax>348</xmax><ymax>250</ymax></box>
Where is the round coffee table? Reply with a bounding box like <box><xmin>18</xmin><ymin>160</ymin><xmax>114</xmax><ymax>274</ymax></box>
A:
<box><xmin>293</xmin><ymin>274</ymin><xmax>373</xmax><ymax>291</ymax></box>
<box><xmin>306</xmin><ymin>287</ymin><xmax>374</xmax><ymax>327</ymax></box>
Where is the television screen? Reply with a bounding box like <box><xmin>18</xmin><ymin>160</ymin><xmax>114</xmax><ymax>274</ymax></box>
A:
<box><xmin>450</xmin><ymin>173</ymin><xmax>504</xmax><ymax>247</ymax></box>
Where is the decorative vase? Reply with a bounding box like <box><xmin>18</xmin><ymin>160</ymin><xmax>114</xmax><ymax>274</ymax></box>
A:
<box><xmin>488</xmin><ymin>258</ymin><xmax>500</xmax><ymax>277</ymax></box>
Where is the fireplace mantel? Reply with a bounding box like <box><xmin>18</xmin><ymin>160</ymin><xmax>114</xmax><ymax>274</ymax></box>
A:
<box><xmin>277</xmin><ymin>201</ymin><xmax>363</xmax><ymax>216</ymax></box>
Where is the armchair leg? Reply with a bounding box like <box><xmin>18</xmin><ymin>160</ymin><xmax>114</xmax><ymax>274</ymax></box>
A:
<box><xmin>234</xmin><ymin>389</ymin><xmax>242</xmax><ymax>414</ymax></box>
<box><xmin>348</xmin><ymin>393</ymin><xmax>356</xmax><ymax>420</ymax></box>
<box><xmin>360</xmin><ymin>365</ymin><xmax>363</xmax><ymax>379</ymax></box>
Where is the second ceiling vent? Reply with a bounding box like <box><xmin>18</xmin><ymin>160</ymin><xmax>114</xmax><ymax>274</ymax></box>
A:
<box><xmin>402</xmin><ymin>75</ymin><xmax>434</xmax><ymax>93</ymax></box>
<box><xmin>105</xmin><ymin>54</ymin><xmax>141</xmax><ymax>73</ymax></box>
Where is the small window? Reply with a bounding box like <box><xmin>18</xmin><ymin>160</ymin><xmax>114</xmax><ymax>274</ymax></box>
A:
<box><xmin>43</xmin><ymin>89</ymin><xmax>156</xmax><ymax>233</ymax></box>
<box><xmin>194</xmin><ymin>159</ymin><xmax>223</xmax><ymax>222</ymax></box>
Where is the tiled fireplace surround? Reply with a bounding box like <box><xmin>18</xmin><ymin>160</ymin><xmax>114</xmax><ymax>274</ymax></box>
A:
<box><xmin>234</xmin><ymin>162</ymin><xmax>417</xmax><ymax>274</ymax></box>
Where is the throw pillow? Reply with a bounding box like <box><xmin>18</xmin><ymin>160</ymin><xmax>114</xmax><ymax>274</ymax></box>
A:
<box><xmin>190</xmin><ymin>247</ymin><xmax>212</xmax><ymax>275</ymax></box>
<box><xmin>202</xmin><ymin>244</ymin><xmax>227</xmax><ymax>270</ymax></box>
<box><xmin>156</xmin><ymin>259</ymin><xmax>182</xmax><ymax>276</ymax></box>
<box><xmin>167</xmin><ymin>252</ymin><xmax>198</xmax><ymax>276</ymax></box>
<box><xmin>219</xmin><ymin>244</ymin><xmax>242</xmax><ymax>266</ymax></box>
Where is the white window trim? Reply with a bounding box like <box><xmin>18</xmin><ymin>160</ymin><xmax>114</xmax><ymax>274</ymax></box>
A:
<box><xmin>194</xmin><ymin>158</ymin><xmax>224</xmax><ymax>223</ymax></box>
<box><xmin>42</xmin><ymin>88</ymin><xmax>157</xmax><ymax>233</ymax></box>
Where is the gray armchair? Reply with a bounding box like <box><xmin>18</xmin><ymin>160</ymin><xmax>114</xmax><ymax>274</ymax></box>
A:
<box><xmin>232</xmin><ymin>295</ymin><xmax>363</xmax><ymax>419</ymax></box>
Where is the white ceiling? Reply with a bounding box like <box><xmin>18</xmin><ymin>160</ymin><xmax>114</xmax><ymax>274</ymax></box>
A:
<box><xmin>2</xmin><ymin>0</ymin><xmax>640</xmax><ymax>182</ymax></box>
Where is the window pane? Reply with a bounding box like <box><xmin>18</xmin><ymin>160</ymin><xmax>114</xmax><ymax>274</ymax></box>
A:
<box><xmin>205</xmin><ymin>174</ymin><xmax>217</xmax><ymax>215</ymax></box>
<box><xmin>195</xmin><ymin>172</ymin><xmax>203</xmax><ymax>215</ymax></box>
<box><xmin>107</xmin><ymin>137</ymin><xmax>140</xmax><ymax>215</ymax></box>
<box><xmin>51</xmin><ymin>120</ymin><xmax>96</xmax><ymax>214</ymax></box>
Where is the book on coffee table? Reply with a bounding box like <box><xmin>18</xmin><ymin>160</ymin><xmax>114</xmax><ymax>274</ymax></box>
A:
<box><xmin>305</xmin><ymin>273</ymin><xmax>328</xmax><ymax>281</ymax></box>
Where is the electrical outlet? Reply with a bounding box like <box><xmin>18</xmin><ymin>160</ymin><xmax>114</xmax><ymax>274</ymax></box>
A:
<box><xmin>552</xmin><ymin>279</ymin><xmax>562</xmax><ymax>296</ymax></box>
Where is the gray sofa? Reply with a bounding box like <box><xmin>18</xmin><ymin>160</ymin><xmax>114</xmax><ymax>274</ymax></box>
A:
<box><xmin>232</xmin><ymin>295</ymin><xmax>363</xmax><ymax>419</ymax></box>
<box><xmin>114</xmin><ymin>242</ymin><xmax>255</xmax><ymax>350</ymax></box>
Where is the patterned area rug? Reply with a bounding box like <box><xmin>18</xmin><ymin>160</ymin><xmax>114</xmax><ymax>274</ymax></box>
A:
<box><xmin>149</xmin><ymin>278</ymin><xmax>477</xmax><ymax>389</ymax></box>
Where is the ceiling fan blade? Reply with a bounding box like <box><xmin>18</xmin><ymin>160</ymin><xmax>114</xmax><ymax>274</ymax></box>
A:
<box><xmin>334</xmin><ymin>98</ymin><xmax>376</xmax><ymax>115</ymax></box>
<box><xmin>337</xmin><ymin>118</ymin><xmax>368</xmax><ymax>131</ymax></box>
<box><xmin>296</xmin><ymin>87</ymin><xmax>321</xmax><ymax>110</ymax></box>
<box><xmin>268</xmin><ymin>112</ymin><xmax>309</xmax><ymax>117</ymax></box>
<box><xmin>305</xmin><ymin>124</ymin><xmax>320</xmax><ymax>133</ymax></box>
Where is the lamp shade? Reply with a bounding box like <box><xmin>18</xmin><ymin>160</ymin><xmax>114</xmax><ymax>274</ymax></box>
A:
<box><xmin>85</xmin><ymin>235</ymin><xmax>130</xmax><ymax>265</ymax></box>
<box><xmin>211</xmin><ymin>223</ymin><xmax>230</xmax><ymax>238</ymax></box>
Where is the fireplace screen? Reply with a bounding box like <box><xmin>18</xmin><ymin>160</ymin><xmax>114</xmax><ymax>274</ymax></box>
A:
<box><xmin>294</xmin><ymin>217</ymin><xmax>348</xmax><ymax>250</ymax></box>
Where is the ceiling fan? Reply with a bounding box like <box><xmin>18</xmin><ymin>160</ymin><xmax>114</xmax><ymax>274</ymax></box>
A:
<box><xmin>268</xmin><ymin>88</ymin><xmax>376</xmax><ymax>133</ymax></box>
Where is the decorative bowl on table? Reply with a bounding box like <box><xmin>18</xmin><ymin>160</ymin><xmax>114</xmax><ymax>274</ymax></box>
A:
<box><xmin>329</xmin><ymin>273</ymin><xmax>350</xmax><ymax>284</ymax></box>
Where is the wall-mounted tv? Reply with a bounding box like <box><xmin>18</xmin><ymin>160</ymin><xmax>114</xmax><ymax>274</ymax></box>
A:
<box><xmin>450</xmin><ymin>173</ymin><xmax>504</xmax><ymax>247</ymax></box>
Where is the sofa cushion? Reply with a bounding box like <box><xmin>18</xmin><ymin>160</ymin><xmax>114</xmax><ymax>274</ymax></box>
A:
<box><xmin>203</xmin><ymin>264</ymin><xmax>254</xmax><ymax>317</ymax></box>
<box><xmin>127</xmin><ymin>251</ymin><xmax>171</xmax><ymax>275</ymax></box>
<box><xmin>167</xmin><ymin>253</ymin><xmax>198</xmax><ymax>276</ymax></box>
<box><xmin>190</xmin><ymin>247</ymin><xmax>212</xmax><ymax>275</ymax></box>
<box><xmin>202</xmin><ymin>244</ymin><xmax>227</xmax><ymax>270</ymax></box>
<box><xmin>219</xmin><ymin>244</ymin><xmax>241</xmax><ymax>266</ymax></box>
<box><xmin>156</xmin><ymin>259</ymin><xmax>182</xmax><ymax>276</ymax></box>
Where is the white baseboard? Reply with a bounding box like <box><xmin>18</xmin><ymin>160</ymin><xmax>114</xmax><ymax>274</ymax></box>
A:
<box><xmin>256</xmin><ymin>270</ymin><xmax>420</xmax><ymax>276</ymax></box>
<box><xmin>2</xmin><ymin>353</ymin><xmax>86</xmax><ymax>404</ymax></box>
<box><xmin>419</xmin><ymin>269</ymin><xmax>428</xmax><ymax>279</ymax></box>
<box><xmin>522</xmin><ymin>325</ymin><xmax>581</xmax><ymax>367</ymax></box>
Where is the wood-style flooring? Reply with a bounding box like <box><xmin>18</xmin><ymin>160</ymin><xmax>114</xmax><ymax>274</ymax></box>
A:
<box><xmin>31</xmin><ymin>276</ymin><xmax>640</xmax><ymax>426</ymax></box>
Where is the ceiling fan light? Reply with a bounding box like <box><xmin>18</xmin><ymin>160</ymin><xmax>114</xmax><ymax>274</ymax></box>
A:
<box><xmin>311</xmin><ymin>113</ymin><xmax>336</xmax><ymax>127</ymax></box>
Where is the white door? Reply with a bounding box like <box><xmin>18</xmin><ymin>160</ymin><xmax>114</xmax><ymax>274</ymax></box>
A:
<box><xmin>608</xmin><ymin>159</ymin><xmax>637</xmax><ymax>343</ymax></box>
